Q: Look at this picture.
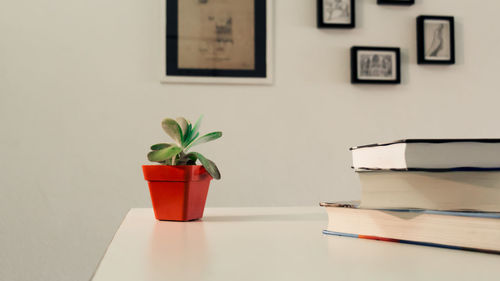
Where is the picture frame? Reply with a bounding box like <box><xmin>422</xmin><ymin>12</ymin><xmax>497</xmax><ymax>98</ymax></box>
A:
<box><xmin>317</xmin><ymin>0</ymin><xmax>355</xmax><ymax>28</ymax></box>
<box><xmin>351</xmin><ymin>46</ymin><xmax>401</xmax><ymax>84</ymax></box>
<box><xmin>417</xmin><ymin>15</ymin><xmax>455</xmax><ymax>64</ymax></box>
<box><xmin>162</xmin><ymin>0</ymin><xmax>273</xmax><ymax>84</ymax></box>
<box><xmin>377</xmin><ymin>0</ymin><xmax>414</xmax><ymax>5</ymax></box>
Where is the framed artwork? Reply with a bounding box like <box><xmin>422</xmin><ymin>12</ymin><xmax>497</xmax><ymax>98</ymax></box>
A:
<box><xmin>162</xmin><ymin>0</ymin><xmax>273</xmax><ymax>84</ymax></box>
<box><xmin>377</xmin><ymin>0</ymin><xmax>414</xmax><ymax>5</ymax></box>
<box><xmin>417</xmin><ymin>15</ymin><xmax>455</xmax><ymax>64</ymax></box>
<box><xmin>351</xmin><ymin>46</ymin><xmax>401</xmax><ymax>84</ymax></box>
<box><xmin>317</xmin><ymin>0</ymin><xmax>355</xmax><ymax>28</ymax></box>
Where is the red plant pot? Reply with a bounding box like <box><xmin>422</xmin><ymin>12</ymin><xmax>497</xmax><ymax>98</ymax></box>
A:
<box><xmin>142</xmin><ymin>165</ymin><xmax>213</xmax><ymax>221</ymax></box>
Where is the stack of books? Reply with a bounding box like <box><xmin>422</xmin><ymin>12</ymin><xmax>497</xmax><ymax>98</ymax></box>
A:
<box><xmin>321</xmin><ymin>139</ymin><xmax>500</xmax><ymax>253</ymax></box>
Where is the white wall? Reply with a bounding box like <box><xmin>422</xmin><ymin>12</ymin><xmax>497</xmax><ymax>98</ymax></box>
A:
<box><xmin>1</xmin><ymin>0</ymin><xmax>499</xmax><ymax>280</ymax></box>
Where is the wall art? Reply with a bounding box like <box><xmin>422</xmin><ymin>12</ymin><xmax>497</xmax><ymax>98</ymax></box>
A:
<box><xmin>317</xmin><ymin>0</ymin><xmax>355</xmax><ymax>28</ymax></box>
<box><xmin>162</xmin><ymin>0</ymin><xmax>273</xmax><ymax>84</ymax></box>
<box><xmin>351</xmin><ymin>46</ymin><xmax>401</xmax><ymax>84</ymax></box>
<box><xmin>417</xmin><ymin>15</ymin><xmax>455</xmax><ymax>64</ymax></box>
<box><xmin>377</xmin><ymin>0</ymin><xmax>414</xmax><ymax>5</ymax></box>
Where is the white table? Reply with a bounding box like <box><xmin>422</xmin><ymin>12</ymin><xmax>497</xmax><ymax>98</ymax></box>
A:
<box><xmin>92</xmin><ymin>207</ymin><xmax>500</xmax><ymax>281</ymax></box>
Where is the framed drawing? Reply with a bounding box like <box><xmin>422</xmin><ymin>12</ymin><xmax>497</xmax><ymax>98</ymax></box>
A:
<box><xmin>377</xmin><ymin>0</ymin><xmax>414</xmax><ymax>5</ymax></box>
<box><xmin>317</xmin><ymin>0</ymin><xmax>355</xmax><ymax>28</ymax></box>
<box><xmin>417</xmin><ymin>15</ymin><xmax>455</xmax><ymax>64</ymax></box>
<box><xmin>351</xmin><ymin>46</ymin><xmax>401</xmax><ymax>84</ymax></box>
<box><xmin>162</xmin><ymin>0</ymin><xmax>273</xmax><ymax>84</ymax></box>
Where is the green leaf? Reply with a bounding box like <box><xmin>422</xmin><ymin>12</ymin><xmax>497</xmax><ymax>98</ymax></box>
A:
<box><xmin>176</xmin><ymin>117</ymin><xmax>189</xmax><ymax>139</ymax></box>
<box><xmin>147</xmin><ymin>146</ymin><xmax>182</xmax><ymax>162</ymax></box>
<box><xmin>183</xmin><ymin>131</ymin><xmax>199</xmax><ymax>149</ymax></box>
<box><xmin>183</xmin><ymin>152</ymin><xmax>198</xmax><ymax>162</ymax></box>
<box><xmin>182</xmin><ymin>115</ymin><xmax>203</xmax><ymax>148</ymax></box>
<box><xmin>161</xmin><ymin>118</ymin><xmax>182</xmax><ymax>145</ymax></box>
<box><xmin>191</xmin><ymin>115</ymin><xmax>203</xmax><ymax>139</ymax></box>
<box><xmin>191</xmin><ymin>152</ymin><xmax>221</xmax><ymax>180</ymax></box>
<box><xmin>186</xmin><ymin>131</ymin><xmax>222</xmax><ymax>150</ymax></box>
<box><xmin>190</xmin><ymin>132</ymin><xmax>200</xmax><ymax>143</ymax></box>
<box><xmin>176</xmin><ymin>152</ymin><xmax>198</xmax><ymax>165</ymax></box>
<box><xmin>182</xmin><ymin>123</ymin><xmax>193</xmax><ymax>146</ymax></box>
<box><xmin>150</xmin><ymin>143</ymin><xmax>171</xmax><ymax>150</ymax></box>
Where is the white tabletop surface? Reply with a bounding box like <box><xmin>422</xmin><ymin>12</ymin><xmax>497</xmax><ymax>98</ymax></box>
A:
<box><xmin>92</xmin><ymin>207</ymin><xmax>500</xmax><ymax>281</ymax></box>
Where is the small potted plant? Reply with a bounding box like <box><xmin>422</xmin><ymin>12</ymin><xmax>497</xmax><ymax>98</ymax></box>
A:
<box><xmin>142</xmin><ymin>116</ymin><xmax>221</xmax><ymax>221</ymax></box>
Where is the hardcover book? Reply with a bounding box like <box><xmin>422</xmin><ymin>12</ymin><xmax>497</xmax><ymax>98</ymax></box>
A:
<box><xmin>357</xmin><ymin>170</ymin><xmax>500</xmax><ymax>212</ymax></box>
<box><xmin>351</xmin><ymin>139</ymin><xmax>500</xmax><ymax>171</ymax></box>
<box><xmin>320</xmin><ymin>202</ymin><xmax>500</xmax><ymax>254</ymax></box>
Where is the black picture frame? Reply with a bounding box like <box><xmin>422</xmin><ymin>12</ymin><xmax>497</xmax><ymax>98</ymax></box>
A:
<box><xmin>417</xmin><ymin>15</ymin><xmax>455</xmax><ymax>64</ymax></box>
<box><xmin>164</xmin><ymin>0</ymin><xmax>271</xmax><ymax>83</ymax></box>
<box><xmin>317</xmin><ymin>0</ymin><xmax>355</xmax><ymax>28</ymax></box>
<box><xmin>377</xmin><ymin>0</ymin><xmax>414</xmax><ymax>5</ymax></box>
<box><xmin>351</xmin><ymin>46</ymin><xmax>401</xmax><ymax>84</ymax></box>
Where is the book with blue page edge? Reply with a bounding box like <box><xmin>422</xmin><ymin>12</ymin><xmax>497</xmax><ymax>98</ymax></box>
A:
<box><xmin>320</xmin><ymin>202</ymin><xmax>500</xmax><ymax>254</ymax></box>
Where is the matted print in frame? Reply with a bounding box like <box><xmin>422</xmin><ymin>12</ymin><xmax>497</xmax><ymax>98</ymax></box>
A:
<box><xmin>351</xmin><ymin>46</ymin><xmax>401</xmax><ymax>84</ymax></box>
<box><xmin>162</xmin><ymin>0</ymin><xmax>273</xmax><ymax>84</ymax></box>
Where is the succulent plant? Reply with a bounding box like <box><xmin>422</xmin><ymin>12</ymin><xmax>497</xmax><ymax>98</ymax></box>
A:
<box><xmin>147</xmin><ymin>116</ymin><xmax>222</xmax><ymax>180</ymax></box>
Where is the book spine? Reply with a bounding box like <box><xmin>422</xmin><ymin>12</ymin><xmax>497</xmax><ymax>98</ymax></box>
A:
<box><xmin>322</xmin><ymin>230</ymin><xmax>500</xmax><ymax>255</ymax></box>
<box><xmin>354</xmin><ymin>167</ymin><xmax>500</xmax><ymax>172</ymax></box>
